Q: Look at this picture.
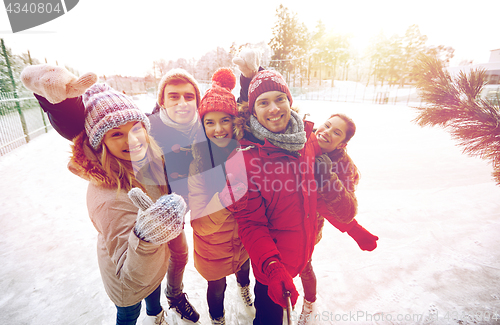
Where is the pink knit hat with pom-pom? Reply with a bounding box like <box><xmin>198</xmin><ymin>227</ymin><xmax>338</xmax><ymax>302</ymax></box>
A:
<box><xmin>198</xmin><ymin>68</ymin><xmax>237</xmax><ymax>119</ymax></box>
<box><xmin>83</xmin><ymin>83</ymin><xmax>150</xmax><ymax>149</ymax></box>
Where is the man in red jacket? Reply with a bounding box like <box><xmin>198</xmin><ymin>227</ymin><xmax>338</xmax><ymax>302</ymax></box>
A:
<box><xmin>224</xmin><ymin>70</ymin><xmax>323</xmax><ymax>325</ymax></box>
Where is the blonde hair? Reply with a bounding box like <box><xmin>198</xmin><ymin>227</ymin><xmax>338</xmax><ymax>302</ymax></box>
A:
<box><xmin>100</xmin><ymin>132</ymin><xmax>169</xmax><ymax>196</ymax></box>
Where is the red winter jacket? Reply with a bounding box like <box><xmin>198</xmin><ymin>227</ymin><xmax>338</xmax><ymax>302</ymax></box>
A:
<box><xmin>225</xmin><ymin>121</ymin><xmax>323</xmax><ymax>285</ymax></box>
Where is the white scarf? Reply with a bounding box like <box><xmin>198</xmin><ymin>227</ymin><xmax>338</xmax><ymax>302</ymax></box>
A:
<box><xmin>159</xmin><ymin>105</ymin><xmax>201</xmax><ymax>139</ymax></box>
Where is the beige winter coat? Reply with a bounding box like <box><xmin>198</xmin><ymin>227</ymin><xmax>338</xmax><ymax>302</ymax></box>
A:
<box><xmin>188</xmin><ymin>140</ymin><xmax>249</xmax><ymax>282</ymax></box>
<box><xmin>69</xmin><ymin>132</ymin><xmax>171</xmax><ymax>307</ymax></box>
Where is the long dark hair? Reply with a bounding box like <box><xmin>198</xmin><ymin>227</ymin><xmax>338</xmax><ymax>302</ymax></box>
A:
<box><xmin>325</xmin><ymin>114</ymin><xmax>360</xmax><ymax>189</ymax></box>
<box><xmin>329</xmin><ymin>113</ymin><xmax>356</xmax><ymax>144</ymax></box>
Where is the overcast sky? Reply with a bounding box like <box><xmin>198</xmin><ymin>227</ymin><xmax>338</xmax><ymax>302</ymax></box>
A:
<box><xmin>1</xmin><ymin>0</ymin><xmax>499</xmax><ymax>77</ymax></box>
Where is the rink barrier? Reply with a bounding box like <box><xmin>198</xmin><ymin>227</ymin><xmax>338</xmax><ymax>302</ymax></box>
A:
<box><xmin>289</xmin><ymin>84</ymin><xmax>423</xmax><ymax>106</ymax></box>
<box><xmin>0</xmin><ymin>92</ymin><xmax>51</xmax><ymax>156</ymax></box>
<box><xmin>0</xmin><ymin>82</ymin><xmax>423</xmax><ymax>156</ymax></box>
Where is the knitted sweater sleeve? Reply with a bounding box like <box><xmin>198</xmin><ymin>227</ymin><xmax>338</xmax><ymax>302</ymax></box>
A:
<box><xmin>237</xmin><ymin>66</ymin><xmax>264</xmax><ymax>104</ymax></box>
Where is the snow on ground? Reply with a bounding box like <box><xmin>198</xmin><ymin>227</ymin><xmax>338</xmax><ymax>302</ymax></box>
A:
<box><xmin>1</xmin><ymin>101</ymin><xmax>499</xmax><ymax>325</ymax></box>
<box><xmin>130</xmin><ymin>93</ymin><xmax>157</xmax><ymax>114</ymax></box>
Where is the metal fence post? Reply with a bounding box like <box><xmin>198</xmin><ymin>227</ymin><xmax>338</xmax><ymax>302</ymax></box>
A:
<box><xmin>40</xmin><ymin>106</ymin><xmax>49</xmax><ymax>133</ymax></box>
<box><xmin>1</xmin><ymin>39</ymin><xmax>30</xmax><ymax>142</ymax></box>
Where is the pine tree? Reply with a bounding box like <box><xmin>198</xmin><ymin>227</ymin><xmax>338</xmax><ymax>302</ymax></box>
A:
<box><xmin>413</xmin><ymin>55</ymin><xmax>500</xmax><ymax>185</ymax></box>
<box><xmin>269</xmin><ymin>5</ymin><xmax>308</xmax><ymax>82</ymax></box>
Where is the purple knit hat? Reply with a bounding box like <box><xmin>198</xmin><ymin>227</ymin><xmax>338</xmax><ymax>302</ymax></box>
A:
<box><xmin>83</xmin><ymin>83</ymin><xmax>150</xmax><ymax>149</ymax></box>
<box><xmin>248</xmin><ymin>70</ymin><xmax>293</xmax><ymax>113</ymax></box>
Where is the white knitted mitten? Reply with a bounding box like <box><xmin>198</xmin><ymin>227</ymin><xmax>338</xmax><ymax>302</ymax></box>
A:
<box><xmin>232</xmin><ymin>48</ymin><xmax>261</xmax><ymax>78</ymax></box>
<box><xmin>21</xmin><ymin>64</ymin><xmax>97</xmax><ymax>104</ymax></box>
<box><xmin>128</xmin><ymin>188</ymin><xmax>186</xmax><ymax>245</ymax></box>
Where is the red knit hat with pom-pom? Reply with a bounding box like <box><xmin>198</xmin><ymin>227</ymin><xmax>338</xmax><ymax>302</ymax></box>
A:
<box><xmin>198</xmin><ymin>68</ymin><xmax>237</xmax><ymax>119</ymax></box>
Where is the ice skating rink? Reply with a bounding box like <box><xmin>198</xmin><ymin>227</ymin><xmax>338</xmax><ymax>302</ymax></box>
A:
<box><xmin>1</xmin><ymin>101</ymin><xmax>499</xmax><ymax>324</ymax></box>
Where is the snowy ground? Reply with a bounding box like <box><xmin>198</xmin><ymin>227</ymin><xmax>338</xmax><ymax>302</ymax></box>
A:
<box><xmin>1</xmin><ymin>101</ymin><xmax>499</xmax><ymax>325</ymax></box>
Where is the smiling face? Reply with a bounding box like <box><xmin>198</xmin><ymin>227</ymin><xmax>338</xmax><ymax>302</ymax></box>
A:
<box><xmin>253</xmin><ymin>91</ymin><xmax>291</xmax><ymax>133</ymax></box>
<box><xmin>203</xmin><ymin>111</ymin><xmax>234</xmax><ymax>148</ymax></box>
<box><xmin>102</xmin><ymin>121</ymin><xmax>149</xmax><ymax>161</ymax></box>
<box><xmin>162</xmin><ymin>82</ymin><xmax>197</xmax><ymax>124</ymax></box>
<box><xmin>315</xmin><ymin>116</ymin><xmax>348</xmax><ymax>153</ymax></box>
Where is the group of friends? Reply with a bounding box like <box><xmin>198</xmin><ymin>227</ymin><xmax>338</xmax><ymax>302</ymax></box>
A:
<box><xmin>20</xmin><ymin>49</ymin><xmax>379</xmax><ymax>325</ymax></box>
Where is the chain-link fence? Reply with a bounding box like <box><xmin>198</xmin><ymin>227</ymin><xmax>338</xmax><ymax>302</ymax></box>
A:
<box><xmin>0</xmin><ymin>92</ymin><xmax>52</xmax><ymax>156</ymax></box>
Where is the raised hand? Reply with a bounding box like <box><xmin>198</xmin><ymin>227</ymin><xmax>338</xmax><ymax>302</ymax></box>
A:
<box><xmin>21</xmin><ymin>64</ymin><xmax>97</xmax><ymax>104</ymax></box>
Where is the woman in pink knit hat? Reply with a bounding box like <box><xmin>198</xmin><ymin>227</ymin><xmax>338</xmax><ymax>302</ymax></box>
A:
<box><xmin>60</xmin><ymin>83</ymin><xmax>185</xmax><ymax>325</ymax></box>
<box><xmin>21</xmin><ymin>64</ymin><xmax>203</xmax><ymax>323</ymax></box>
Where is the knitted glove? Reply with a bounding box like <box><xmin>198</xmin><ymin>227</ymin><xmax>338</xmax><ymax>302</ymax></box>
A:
<box><xmin>264</xmin><ymin>260</ymin><xmax>299</xmax><ymax>308</ymax></box>
<box><xmin>346</xmin><ymin>220</ymin><xmax>379</xmax><ymax>251</ymax></box>
<box><xmin>232</xmin><ymin>48</ymin><xmax>261</xmax><ymax>78</ymax></box>
<box><xmin>218</xmin><ymin>173</ymin><xmax>248</xmax><ymax>213</ymax></box>
<box><xmin>21</xmin><ymin>64</ymin><xmax>97</xmax><ymax>104</ymax></box>
<box><xmin>128</xmin><ymin>188</ymin><xmax>186</xmax><ymax>245</ymax></box>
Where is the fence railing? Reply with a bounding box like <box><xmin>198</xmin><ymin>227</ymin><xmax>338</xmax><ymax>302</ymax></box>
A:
<box><xmin>289</xmin><ymin>82</ymin><xmax>423</xmax><ymax>106</ymax></box>
<box><xmin>0</xmin><ymin>82</ymin><xmax>423</xmax><ymax>157</ymax></box>
<box><xmin>0</xmin><ymin>92</ymin><xmax>52</xmax><ymax>156</ymax></box>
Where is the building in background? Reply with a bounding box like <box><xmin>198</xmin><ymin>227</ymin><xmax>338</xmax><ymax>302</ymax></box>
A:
<box><xmin>447</xmin><ymin>49</ymin><xmax>500</xmax><ymax>105</ymax></box>
<box><xmin>449</xmin><ymin>49</ymin><xmax>500</xmax><ymax>84</ymax></box>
